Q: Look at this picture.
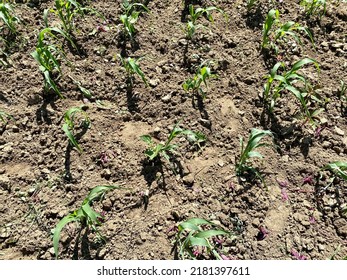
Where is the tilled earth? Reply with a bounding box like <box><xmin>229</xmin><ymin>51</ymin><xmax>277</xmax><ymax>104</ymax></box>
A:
<box><xmin>0</xmin><ymin>0</ymin><xmax>346</xmax><ymax>260</ymax></box>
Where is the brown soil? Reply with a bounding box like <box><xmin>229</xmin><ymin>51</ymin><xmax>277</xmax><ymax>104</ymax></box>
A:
<box><xmin>0</xmin><ymin>0</ymin><xmax>346</xmax><ymax>260</ymax></box>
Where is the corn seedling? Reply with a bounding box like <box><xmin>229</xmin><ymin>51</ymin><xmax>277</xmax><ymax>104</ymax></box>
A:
<box><xmin>53</xmin><ymin>185</ymin><xmax>121</xmax><ymax>259</ymax></box>
<box><xmin>0</xmin><ymin>1</ymin><xmax>19</xmax><ymax>35</ymax></box>
<box><xmin>120</xmin><ymin>0</ymin><xmax>149</xmax><ymax>40</ymax></box>
<box><xmin>118</xmin><ymin>54</ymin><xmax>148</xmax><ymax>86</ymax></box>
<box><xmin>323</xmin><ymin>162</ymin><xmax>347</xmax><ymax>181</ymax></box>
<box><xmin>263</xmin><ymin>58</ymin><xmax>321</xmax><ymax>125</ymax></box>
<box><xmin>183</xmin><ymin>61</ymin><xmax>216</xmax><ymax>100</ymax></box>
<box><xmin>185</xmin><ymin>4</ymin><xmax>227</xmax><ymax>40</ymax></box>
<box><xmin>246</xmin><ymin>0</ymin><xmax>258</xmax><ymax>10</ymax></box>
<box><xmin>300</xmin><ymin>0</ymin><xmax>326</xmax><ymax>18</ymax></box>
<box><xmin>31</xmin><ymin>27</ymin><xmax>75</xmax><ymax>98</ymax></box>
<box><xmin>174</xmin><ymin>218</ymin><xmax>235</xmax><ymax>260</ymax></box>
<box><xmin>338</xmin><ymin>80</ymin><xmax>346</xmax><ymax>101</ymax></box>
<box><xmin>318</xmin><ymin>161</ymin><xmax>347</xmax><ymax>193</ymax></box>
<box><xmin>140</xmin><ymin>123</ymin><xmax>206</xmax><ymax>162</ymax></box>
<box><xmin>62</xmin><ymin>106</ymin><xmax>90</xmax><ymax>153</ymax></box>
<box><xmin>236</xmin><ymin>128</ymin><xmax>273</xmax><ymax>183</ymax></box>
<box><xmin>0</xmin><ymin>110</ymin><xmax>13</xmax><ymax>124</ymax></box>
<box><xmin>47</xmin><ymin>0</ymin><xmax>85</xmax><ymax>36</ymax></box>
<box><xmin>262</xmin><ymin>9</ymin><xmax>314</xmax><ymax>54</ymax></box>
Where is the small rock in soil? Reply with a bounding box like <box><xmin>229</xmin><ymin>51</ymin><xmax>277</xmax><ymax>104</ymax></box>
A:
<box><xmin>97</xmin><ymin>248</ymin><xmax>108</xmax><ymax>259</ymax></box>
<box><xmin>183</xmin><ymin>174</ymin><xmax>194</xmax><ymax>187</ymax></box>
<box><xmin>161</xmin><ymin>93</ymin><xmax>171</xmax><ymax>103</ymax></box>
<box><xmin>335</xmin><ymin>126</ymin><xmax>345</xmax><ymax>136</ymax></box>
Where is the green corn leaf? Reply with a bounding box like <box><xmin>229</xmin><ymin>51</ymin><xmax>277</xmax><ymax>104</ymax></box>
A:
<box><xmin>62</xmin><ymin>123</ymin><xmax>82</xmax><ymax>153</ymax></box>
<box><xmin>81</xmin><ymin>203</ymin><xmax>101</xmax><ymax>226</ymax></box>
<box><xmin>140</xmin><ymin>135</ymin><xmax>153</xmax><ymax>145</ymax></box>
<box><xmin>188</xmin><ymin>236</ymin><xmax>211</xmax><ymax>247</ymax></box>
<box><xmin>85</xmin><ymin>185</ymin><xmax>121</xmax><ymax>203</ymax></box>
<box><xmin>178</xmin><ymin>222</ymin><xmax>201</xmax><ymax>232</ymax></box>
<box><xmin>248</xmin><ymin>151</ymin><xmax>264</xmax><ymax>158</ymax></box>
<box><xmin>53</xmin><ymin>213</ymin><xmax>79</xmax><ymax>259</ymax></box>
<box><xmin>184</xmin><ymin>218</ymin><xmax>215</xmax><ymax>226</ymax></box>
<box><xmin>323</xmin><ymin>162</ymin><xmax>347</xmax><ymax>181</ymax></box>
<box><xmin>290</xmin><ymin>58</ymin><xmax>319</xmax><ymax>73</ymax></box>
<box><xmin>194</xmin><ymin>229</ymin><xmax>229</xmax><ymax>239</ymax></box>
<box><xmin>43</xmin><ymin>71</ymin><xmax>63</xmax><ymax>98</ymax></box>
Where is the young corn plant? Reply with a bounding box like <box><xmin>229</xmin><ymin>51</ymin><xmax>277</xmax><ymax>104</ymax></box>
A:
<box><xmin>263</xmin><ymin>58</ymin><xmax>322</xmax><ymax>126</ymax></box>
<box><xmin>140</xmin><ymin>123</ymin><xmax>206</xmax><ymax>163</ymax></box>
<box><xmin>53</xmin><ymin>185</ymin><xmax>121</xmax><ymax>259</ymax></box>
<box><xmin>246</xmin><ymin>0</ymin><xmax>258</xmax><ymax>10</ymax></box>
<box><xmin>338</xmin><ymin>80</ymin><xmax>346</xmax><ymax>102</ymax></box>
<box><xmin>118</xmin><ymin>54</ymin><xmax>148</xmax><ymax>87</ymax></box>
<box><xmin>45</xmin><ymin>0</ymin><xmax>86</xmax><ymax>42</ymax></box>
<box><xmin>323</xmin><ymin>162</ymin><xmax>347</xmax><ymax>181</ymax></box>
<box><xmin>31</xmin><ymin>27</ymin><xmax>74</xmax><ymax>98</ymax></box>
<box><xmin>185</xmin><ymin>4</ymin><xmax>227</xmax><ymax>40</ymax></box>
<box><xmin>262</xmin><ymin>9</ymin><xmax>314</xmax><ymax>55</ymax></box>
<box><xmin>236</xmin><ymin>128</ymin><xmax>273</xmax><ymax>184</ymax></box>
<box><xmin>120</xmin><ymin>0</ymin><xmax>149</xmax><ymax>41</ymax></box>
<box><xmin>300</xmin><ymin>0</ymin><xmax>326</xmax><ymax>18</ymax></box>
<box><xmin>62</xmin><ymin>106</ymin><xmax>90</xmax><ymax>153</ymax></box>
<box><xmin>0</xmin><ymin>1</ymin><xmax>20</xmax><ymax>35</ymax></box>
<box><xmin>318</xmin><ymin>162</ymin><xmax>347</xmax><ymax>194</ymax></box>
<box><xmin>174</xmin><ymin>218</ymin><xmax>235</xmax><ymax>260</ymax></box>
<box><xmin>183</xmin><ymin>61</ymin><xmax>216</xmax><ymax>100</ymax></box>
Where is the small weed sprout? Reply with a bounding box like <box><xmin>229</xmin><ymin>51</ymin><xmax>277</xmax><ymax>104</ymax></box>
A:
<box><xmin>0</xmin><ymin>2</ymin><xmax>20</xmax><ymax>35</ymax></box>
<box><xmin>183</xmin><ymin>61</ymin><xmax>216</xmax><ymax>100</ymax></box>
<box><xmin>174</xmin><ymin>218</ymin><xmax>235</xmax><ymax>260</ymax></box>
<box><xmin>262</xmin><ymin>9</ymin><xmax>314</xmax><ymax>54</ymax></box>
<box><xmin>300</xmin><ymin>0</ymin><xmax>326</xmax><ymax>18</ymax></box>
<box><xmin>120</xmin><ymin>0</ymin><xmax>149</xmax><ymax>40</ymax></box>
<box><xmin>263</xmin><ymin>58</ymin><xmax>322</xmax><ymax>126</ymax></box>
<box><xmin>0</xmin><ymin>110</ymin><xmax>13</xmax><ymax>124</ymax></box>
<box><xmin>236</xmin><ymin>128</ymin><xmax>273</xmax><ymax>183</ymax></box>
<box><xmin>185</xmin><ymin>4</ymin><xmax>227</xmax><ymax>40</ymax></box>
<box><xmin>117</xmin><ymin>54</ymin><xmax>148</xmax><ymax>86</ymax></box>
<box><xmin>140</xmin><ymin>123</ymin><xmax>206</xmax><ymax>162</ymax></box>
<box><xmin>62</xmin><ymin>106</ymin><xmax>90</xmax><ymax>153</ymax></box>
<box><xmin>53</xmin><ymin>185</ymin><xmax>121</xmax><ymax>259</ymax></box>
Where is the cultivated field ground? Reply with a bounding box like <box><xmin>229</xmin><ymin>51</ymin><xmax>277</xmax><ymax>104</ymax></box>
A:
<box><xmin>0</xmin><ymin>0</ymin><xmax>346</xmax><ymax>260</ymax></box>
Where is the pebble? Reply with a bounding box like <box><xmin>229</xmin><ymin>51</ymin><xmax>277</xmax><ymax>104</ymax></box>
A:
<box><xmin>322</xmin><ymin>141</ymin><xmax>331</xmax><ymax>148</ymax></box>
<box><xmin>318</xmin><ymin>244</ymin><xmax>325</xmax><ymax>251</ymax></box>
<box><xmin>281</xmin><ymin>155</ymin><xmax>290</xmax><ymax>162</ymax></box>
<box><xmin>48</xmin><ymin>247</ymin><xmax>55</xmax><ymax>256</ymax></box>
<box><xmin>149</xmin><ymin>79</ymin><xmax>159</xmax><ymax>88</ymax></box>
<box><xmin>97</xmin><ymin>248</ymin><xmax>107</xmax><ymax>259</ymax></box>
<box><xmin>2</xmin><ymin>143</ymin><xmax>13</xmax><ymax>153</ymax></box>
<box><xmin>334</xmin><ymin>126</ymin><xmax>345</xmax><ymax>136</ymax></box>
<box><xmin>183</xmin><ymin>174</ymin><xmax>194</xmax><ymax>187</ymax></box>
<box><xmin>161</xmin><ymin>93</ymin><xmax>171</xmax><ymax>103</ymax></box>
<box><xmin>139</xmin><ymin>232</ymin><xmax>147</xmax><ymax>242</ymax></box>
<box><xmin>332</xmin><ymin>43</ymin><xmax>344</xmax><ymax>49</ymax></box>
